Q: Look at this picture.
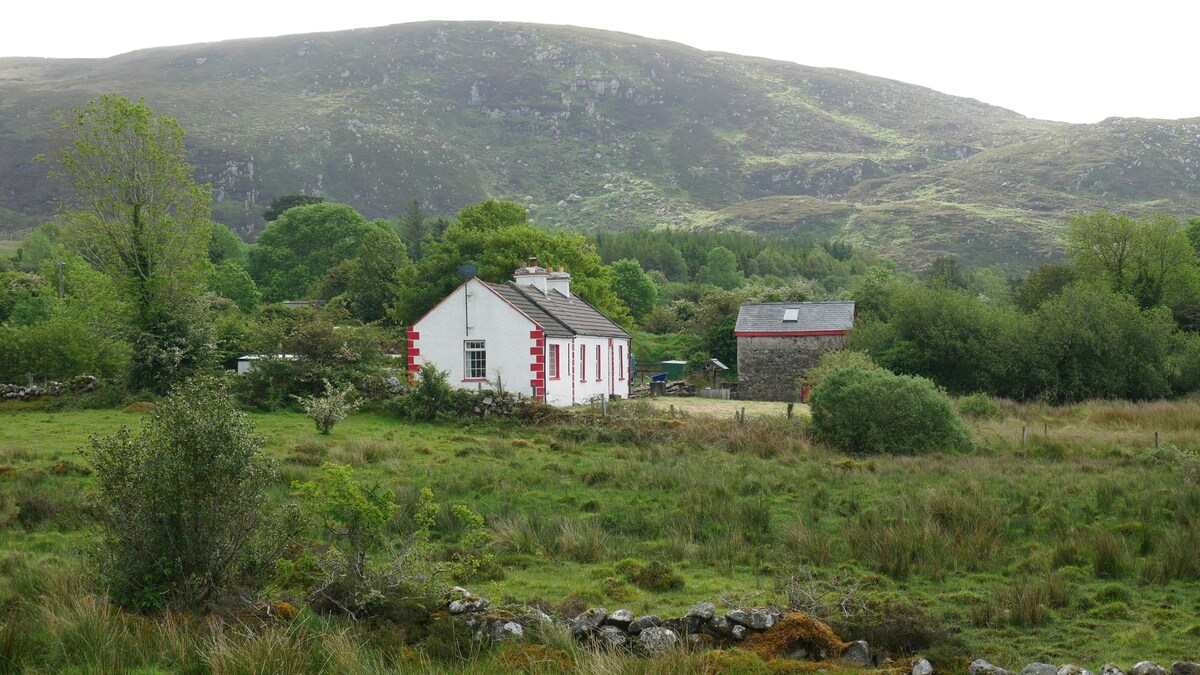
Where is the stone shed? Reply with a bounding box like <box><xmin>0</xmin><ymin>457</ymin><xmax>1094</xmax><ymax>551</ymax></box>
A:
<box><xmin>735</xmin><ymin>301</ymin><xmax>855</xmax><ymax>401</ymax></box>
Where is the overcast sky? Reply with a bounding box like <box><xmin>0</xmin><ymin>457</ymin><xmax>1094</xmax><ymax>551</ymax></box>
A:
<box><xmin>4</xmin><ymin>1</ymin><xmax>1197</xmax><ymax>124</ymax></box>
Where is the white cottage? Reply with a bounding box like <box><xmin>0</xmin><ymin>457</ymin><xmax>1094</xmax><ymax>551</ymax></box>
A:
<box><xmin>406</xmin><ymin>260</ymin><xmax>632</xmax><ymax>406</ymax></box>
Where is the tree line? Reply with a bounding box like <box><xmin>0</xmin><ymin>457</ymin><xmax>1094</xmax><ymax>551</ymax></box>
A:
<box><xmin>3</xmin><ymin>94</ymin><xmax>1200</xmax><ymax>406</ymax></box>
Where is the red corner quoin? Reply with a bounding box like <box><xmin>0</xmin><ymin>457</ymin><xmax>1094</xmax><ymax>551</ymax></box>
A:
<box><xmin>529</xmin><ymin>329</ymin><xmax>546</xmax><ymax>402</ymax></box>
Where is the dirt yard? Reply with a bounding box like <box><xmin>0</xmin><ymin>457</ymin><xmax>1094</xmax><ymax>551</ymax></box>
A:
<box><xmin>643</xmin><ymin>396</ymin><xmax>809</xmax><ymax>419</ymax></box>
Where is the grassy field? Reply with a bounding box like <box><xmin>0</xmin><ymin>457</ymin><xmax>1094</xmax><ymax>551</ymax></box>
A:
<box><xmin>0</xmin><ymin>396</ymin><xmax>1198</xmax><ymax>672</ymax></box>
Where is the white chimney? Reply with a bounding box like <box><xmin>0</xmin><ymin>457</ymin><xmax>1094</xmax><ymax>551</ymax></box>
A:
<box><xmin>513</xmin><ymin>257</ymin><xmax>548</xmax><ymax>294</ymax></box>
<box><xmin>546</xmin><ymin>267</ymin><xmax>571</xmax><ymax>297</ymax></box>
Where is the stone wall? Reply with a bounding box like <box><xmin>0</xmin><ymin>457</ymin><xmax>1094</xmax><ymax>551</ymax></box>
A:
<box><xmin>736</xmin><ymin>334</ymin><xmax>845</xmax><ymax>401</ymax></box>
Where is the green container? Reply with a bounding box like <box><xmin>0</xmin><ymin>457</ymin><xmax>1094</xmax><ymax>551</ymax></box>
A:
<box><xmin>661</xmin><ymin>360</ymin><xmax>689</xmax><ymax>381</ymax></box>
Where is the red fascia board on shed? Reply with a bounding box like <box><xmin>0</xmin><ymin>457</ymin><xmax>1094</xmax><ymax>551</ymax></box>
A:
<box><xmin>734</xmin><ymin>330</ymin><xmax>849</xmax><ymax>337</ymax></box>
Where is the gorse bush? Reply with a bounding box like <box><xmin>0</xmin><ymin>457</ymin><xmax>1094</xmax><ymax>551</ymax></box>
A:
<box><xmin>810</xmin><ymin>366</ymin><xmax>973</xmax><ymax>455</ymax></box>
<box><xmin>84</xmin><ymin>377</ymin><xmax>279</xmax><ymax>612</ymax></box>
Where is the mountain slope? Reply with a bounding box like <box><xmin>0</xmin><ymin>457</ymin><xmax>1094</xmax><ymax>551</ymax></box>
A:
<box><xmin>1</xmin><ymin>21</ymin><xmax>1197</xmax><ymax>268</ymax></box>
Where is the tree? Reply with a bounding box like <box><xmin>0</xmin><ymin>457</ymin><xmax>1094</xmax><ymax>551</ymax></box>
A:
<box><xmin>610</xmin><ymin>258</ymin><xmax>659</xmax><ymax>320</ymax></box>
<box><xmin>263</xmin><ymin>194</ymin><xmax>324</xmax><ymax>223</ymax></box>
<box><xmin>248</xmin><ymin>202</ymin><xmax>387</xmax><ymax>302</ymax></box>
<box><xmin>696</xmin><ymin>246</ymin><xmax>743</xmax><ymax>290</ymax></box>
<box><xmin>208</xmin><ymin>222</ymin><xmax>248</xmax><ymax>266</ymax></box>
<box><xmin>55</xmin><ymin>95</ymin><xmax>215</xmax><ymax>392</ymax></box>
<box><xmin>1066</xmin><ymin>211</ymin><xmax>1196</xmax><ymax>309</ymax></box>
<box><xmin>345</xmin><ymin>228</ymin><xmax>408</xmax><ymax>323</ymax></box>
<box><xmin>84</xmin><ymin>378</ymin><xmax>280</xmax><ymax>611</ymax></box>
<box><xmin>1014</xmin><ymin>263</ymin><xmax>1075</xmax><ymax>312</ymax></box>
<box><xmin>397</xmin><ymin>199</ymin><xmax>429</xmax><ymax>260</ymax></box>
<box><xmin>390</xmin><ymin>201</ymin><xmax>631</xmax><ymax>328</ymax></box>
<box><xmin>208</xmin><ymin>261</ymin><xmax>261</xmax><ymax>313</ymax></box>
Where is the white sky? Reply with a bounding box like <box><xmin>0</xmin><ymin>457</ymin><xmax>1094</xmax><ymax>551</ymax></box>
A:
<box><xmin>4</xmin><ymin>1</ymin><xmax>1197</xmax><ymax>124</ymax></box>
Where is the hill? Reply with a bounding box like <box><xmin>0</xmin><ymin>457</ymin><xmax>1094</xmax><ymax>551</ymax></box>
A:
<box><xmin>2</xmin><ymin>21</ymin><xmax>1198</xmax><ymax>268</ymax></box>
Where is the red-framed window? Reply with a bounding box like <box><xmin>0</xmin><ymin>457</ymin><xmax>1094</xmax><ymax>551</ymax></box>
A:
<box><xmin>618</xmin><ymin>345</ymin><xmax>625</xmax><ymax>380</ymax></box>
<box><xmin>548</xmin><ymin>344</ymin><xmax>559</xmax><ymax>379</ymax></box>
<box><xmin>596</xmin><ymin>344</ymin><xmax>602</xmax><ymax>380</ymax></box>
<box><xmin>579</xmin><ymin>344</ymin><xmax>587</xmax><ymax>382</ymax></box>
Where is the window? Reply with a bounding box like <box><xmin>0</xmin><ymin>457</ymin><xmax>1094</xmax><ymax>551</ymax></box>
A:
<box><xmin>618</xmin><ymin>345</ymin><xmax>625</xmax><ymax>380</ymax></box>
<box><xmin>464</xmin><ymin>340</ymin><xmax>486</xmax><ymax>379</ymax></box>
<box><xmin>579</xmin><ymin>345</ymin><xmax>587</xmax><ymax>381</ymax></box>
<box><xmin>548</xmin><ymin>344</ymin><xmax>559</xmax><ymax>379</ymax></box>
<box><xmin>596</xmin><ymin>345</ymin><xmax>602</xmax><ymax>380</ymax></box>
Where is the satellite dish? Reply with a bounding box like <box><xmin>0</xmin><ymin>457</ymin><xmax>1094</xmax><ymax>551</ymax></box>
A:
<box><xmin>457</xmin><ymin>263</ymin><xmax>478</xmax><ymax>280</ymax></box>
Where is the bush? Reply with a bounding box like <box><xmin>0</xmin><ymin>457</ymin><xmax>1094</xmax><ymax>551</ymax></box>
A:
<box><xmin>809</xmin><ymin>367</ymin><xmax>974</xmax><ymax>455</ymax></box>
<box><xmin>84</xmin><ymin>377</ymin><xmax>280</xmax><ymax>612</ymax></box>
<box><xmin>957</xmin><ymin>392</ymin><xmax>1002</xmax><ymax>420</ymax></box>
<box><xmin>294</xmin><ymin>380</ymin><xmax>360</xmax><ymax>434</ymax></box>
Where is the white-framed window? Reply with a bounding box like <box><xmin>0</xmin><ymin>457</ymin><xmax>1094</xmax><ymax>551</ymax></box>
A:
<box><xmin>580</xmin><ymin>344</ymin><xmax>587</xmax><ymax>381</ymax></box>
<box><xmin>548</xmin><ymin>344</ymin><xmax>559</xmax><ymax>379</ymax></box>
<box><xmin>464</xmin><ymin>340</ymin><xmax>486</xmax><ymax>379</ymax></box>
<box><xmin>596</xmin><ymin>344</ymin><xmax>603</xmax><ymax>380</ymax></box>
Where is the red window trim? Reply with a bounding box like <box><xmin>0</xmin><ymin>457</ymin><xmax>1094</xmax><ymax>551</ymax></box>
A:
<box><xmin>579</xmin><ymin>344</ymin><xmax>587</xmax><ymax>382</ymax></box>
<box><xmin>548</xmin><ymin>344</ymin><xmax>560</xmax><ymax>380</ymax></box>
<box><xmin>596</xmin><ymin>344</ymin><xmax>602</xmax><ymax>381</ymax></box>
<box><xmin>618</xmin><ymin>345</ymin><xmax>625</xmax><ymax>380</ymax></box>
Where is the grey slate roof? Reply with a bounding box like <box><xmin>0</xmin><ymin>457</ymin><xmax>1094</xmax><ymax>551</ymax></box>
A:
<box><xmin>735</xmin><ymin>301</ymin><xmax>856</xmax><ymax>334</ymax></box>
<box><xmin>488</xmin><ymin>282</ymin><xmax>631</xmax><ymax>339</ymax></box>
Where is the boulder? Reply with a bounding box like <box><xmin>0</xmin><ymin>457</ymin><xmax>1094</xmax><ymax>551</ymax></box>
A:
<box><xmin>704</xmin><ymin>615</ymin><xmax>733</xmax><ymax>638</ymax></box>
<box><xmin>914</xmin><ymin>658</ymin><xmax>934</xmax><ymax>675</ymax></box>
<box><xmin>627</xmin><ymin>615</ymin><xmax>661</xmax><ymax>635</ymax></box>
<box><xmin>606</xmin><ymin>609</ymin><xmax>634</xmax><ymax>629</ymax></box>
<box><xmin>730</xmin><ymin>624</ymin><xmax>747</xmax><ymax>640</ymax></box>
<box><xmin>726</xmin><ymin>609</ymin><xmax>751</xmax><ymax>627</ymax></box>
<box><xmin>748</xmin><ymin>608</ymin><xmax>775</xmax><ymax>630</ymax></box>
<box><xmin>686</xmin><ymin>602</ymin><xmax>716</xmax><ymax>621</ymax></box>
<box><xmin>637</xmin><ymin>627</ymin><xmax>680</xmax><ymax>657</ymax></box>
<box><xmin>1172</xmin><ymin>665</ymin><xmax>1200</xmax><ymax>675</ymax></box>
<box><xmin>1022</xmin><ymin>665</ymin><xmax>1058</xmax><ymax>675</ymax></box>
<box><xmin>1099</xmin><ymin>666</ymin><xmax>1125</xmax><ymax>675</ymax></box>
<box><xmin>842</xmin><ymin>640</ymin><xmax>871</xmax><ymax>667</ymax></box>
<box><xmin>486</xmin><ymin>620</ymin><xmax>524</xmax><ymax>641</ymax></box>
<box><xmin>1058</xmin><ymin>666</ymin><xmax>1094</xmax><ymax>675</ymax></box>
<box><xmin>597</xmin><ymin>625</ymin><xmax>628</xmax><ymax>649</ymax></box>
<box><xmin>569</xmin><ymin>608</ymin><xmax>608</xmax><ymax>638</ymax></box>
<box><xmin>971</xmin><ymin>660</ymin><xmax>1015</xmax><ymax>675</ymax></box>
<box><xmin>1131</xmin><ymin>664</ymin><xmax>1168</xmax><ymax>675</ymax></box>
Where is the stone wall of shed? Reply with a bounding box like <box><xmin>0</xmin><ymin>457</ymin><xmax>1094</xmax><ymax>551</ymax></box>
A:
<box><xmin>736</xmin><ymin>334</ymin><xmax>846</xmax><ymax>401</ymax></box>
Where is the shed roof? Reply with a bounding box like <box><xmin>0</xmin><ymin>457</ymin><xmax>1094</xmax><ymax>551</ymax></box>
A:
<box><xmin>488</xmin><ymin>282</ymin><xmax>631</xmax><ymax>339</ymax></box>
<box><xmin>735</xmin><ymin>301</ymin><xmax>856</xmax><ymax>335</ymax></box>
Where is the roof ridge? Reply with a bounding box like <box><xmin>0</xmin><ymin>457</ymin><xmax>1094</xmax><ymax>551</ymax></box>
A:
<box><xmin>505</xmin><ymin>282</ymin><xmax>574</xmax><ymax>336</ymax></box>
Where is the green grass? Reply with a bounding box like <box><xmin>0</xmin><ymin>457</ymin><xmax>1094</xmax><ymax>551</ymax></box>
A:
<box><xmin>0</xmin><ymin>398</ymin><xmax>1199</xmax><ymax>671</ymax></box>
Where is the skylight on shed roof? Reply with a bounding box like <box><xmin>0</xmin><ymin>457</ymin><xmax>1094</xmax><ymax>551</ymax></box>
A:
<box><xmin>782</xmin><ymin>308</ymin><xmax>799</xmax><ymax>322</ymax></box>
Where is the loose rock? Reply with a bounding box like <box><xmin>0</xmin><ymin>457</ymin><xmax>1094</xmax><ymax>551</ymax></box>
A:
<box><xmin>726</xmin><ymin>609</ymin><xmax>750</xmax><ymax>626</ymax></box>
<box><xmin>730</xmin><ymin>624</ymin><xmax>747</xmax><ymax>641</ymax></box>
<box><xmin>597</xmin><ymin>625</ymin><xmax>628</xmax><ymax>649</ymax></box>
<box><xmin>1131</xmin><ymin>664</ymin><xmax>1168</xmax><ymax>675</ymax></box>
<box><xmin>842</xmin><ymin>640</ymin><xmax>871</xmax><ymax>667</ymax></box>
<box><xmin>637</xmin><ymin>627</ymin><xmax>679</xmax><ymax>657</ymax></box>
<box><xmin>1099</xmin><ymin>666</ymin><xmax>1125</xmax><ymax>675</ymax></box>
<box><xmin>971</xmin><ymin>660</ymin><xmax>1015</xmax><ymax>675</ymax></box>
<box><xmin>748</xmin><ymin>608</ymin><xmax>775</xmax><ymax>630</ymax></box>
<box><xmin>1058</xmin><ymin>666</ymin><xmax>1095</xmax><ymax>675</ymax></box>
<box><xmin>705</xmin><ymin>615</ymin><xmax>733</xmax><ymax>638</ymax></box>
<box><xmin>913</xmin><ymin>658</ymin><xmax>934</xmax><ymax>675</ymax></box>
<box><xmin>569</xmin><ymin>608</ymin><xmax>608</xmax><ymax>638</ymax></box>
<box><xmin>627</xmin><ymin>615</ymin><xmax>661</xmax><ymax>635</ymax></box>
<box><xmin>687</xmin><ymin>602</ymin><xmax>716</xmax><ymax>621</ymax></box>
<box><xmin>1172</xmin><ymin>664</ymin><xmax>1200</xmax><ymax>675</ymax></box>
<box><xmin>607</xmin><ymin>609</ymin><xmax>634</xmax><ymax>629</ymax></box>
<box><xmin>1022</xmin><ymin>665</ymin><xmax>1058</xmax><ymax>675</ymax></box>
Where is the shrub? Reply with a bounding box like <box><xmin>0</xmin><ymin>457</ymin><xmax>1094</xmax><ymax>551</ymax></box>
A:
<box><xmin>809</xmin><ymin>367</ymin><xmax>974</xmax><ymax>455</ymax></box>
<box><xmin>803</xmin><ymin>349</ymin><xmax>881</xmax><ymax>390</ymax></box>
<box><xmin>615</xmin><ymin>558</ymin><xmax>685</xmax><ymax>592</ymax></box>
<box><xmin>957</xmin><ymin>392</ymin><xmax>1001</xmax><ymax>420</ymax></box>
<box><xmin>83</xmin><ymin>377</ymin><xmax>280</xmax><ymax>612</ymax></box>
<box><xmin>294</xmin><ymin>380</ymin><xmax>360</xmax><ymax>434</ymax></box>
